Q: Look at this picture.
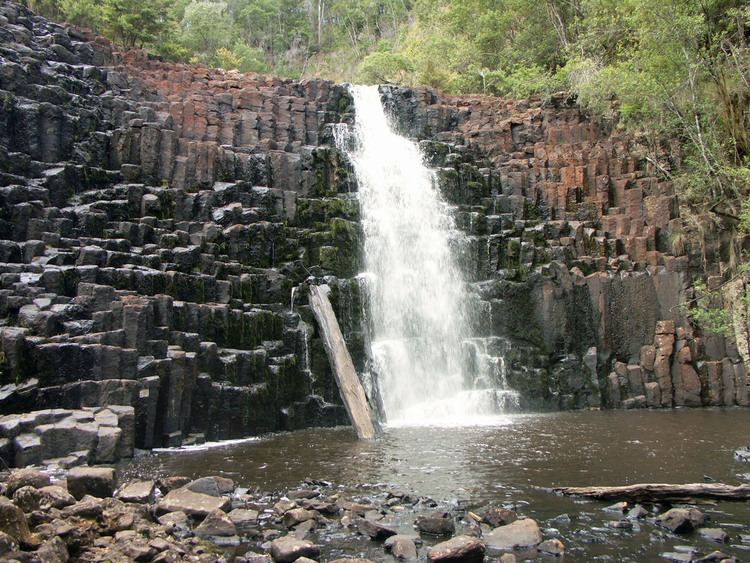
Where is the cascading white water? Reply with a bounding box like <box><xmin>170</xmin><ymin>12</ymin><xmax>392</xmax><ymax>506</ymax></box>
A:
<box><xmin>336</xmin><ymin>85</ymin><xmax>509</xmax><ymax>426</ymax></box>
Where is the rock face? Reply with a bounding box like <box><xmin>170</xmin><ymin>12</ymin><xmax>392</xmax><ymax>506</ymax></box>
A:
<box><xmin>0</xmin><ymin>0</ymin><xmax>747</xmax><ymax>467</ymax></box>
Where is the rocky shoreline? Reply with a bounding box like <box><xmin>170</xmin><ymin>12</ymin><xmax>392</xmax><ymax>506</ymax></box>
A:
<box><xmin>0</xmin><ymin>461</ymin><xmax>745</xmax><ymax>562</ymax></box>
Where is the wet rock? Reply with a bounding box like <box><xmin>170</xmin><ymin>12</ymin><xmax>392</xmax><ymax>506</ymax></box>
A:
<box><xmin>498</xmin><ymin>555</ymin><xmax>516</xmax><ymax>563</ymax></box>
<box><xmin>695</xmin><ymin>551</ymin><xmax>738</xmax><ymax>562</ymax></box>
<box><xmin>602</xmin><ymin>501</ymin><xmax>627</xmax><ymax>513</ymax></box>
<box><xmin>67</xmin><ymin>466</ymin><xmax>116</xmax><ymax>499</ymax></box>
<box><xmin>293</xmin><ymin>518</ymin><xmax>317</xmax><ymax>540</ymax></box>
<box><xmin>626</xmin><ymin>504</ymin><xmax>648</xmax><ymax>520</ymax></box>
<box><xmin>481</xmin><ymin>507</ymin><xmax>517</xmax><ymax>527</ymax></box>
<box><xmin>274</xmin><ymin>499</ymin><xmax>298</xmax><ymax>515</ymax></box>
<box><xmin>427</xmin><ymin>535</ymin><xmax>484</xmax><ymax>562</ymax></box>
<box><xmin>538</xmin><ymin>538</ymin><xmax>565</xmax><ymax>556</ymax></box>
<box><xmin>228</xmin><ymin>508</ymin><xmax>259</xmax><ymax>534</ymax></box>
<box><xmin>269</xmin><ymin>535</ymin><xmax>320</xmax><ymax>563</ymax></box>
<box><xmin>194</xmin><ymin>508</ymin><xmax>237</xmax><ymax>538</ymax></box>
<box><xmin>186</xmin><ymin>475</ymin><xmax>235</xmax><ymax>496</ymax></box>
<box><xmin>6</xmin><ymin>469</ymin><xmax>50</xmax><ymax>496</ymax></box>
<box><xmin>655</xmin><ymin>508</ymin><xmax>706</xmax><ymax>534</ymax></box>
<box><xmin>415</xmin><ymin>511</ymin><xmax>455</xmax><ymax>536</ymax></box>
<box><xmin>116</xmin><ymin>480</ymin><xmax>156</xmax><ymax>504</ymax></box>
<box><xmin>698</xmin><ymin>527</ymin><xmax>729</xmax><ymax>543</ymax></box>
<box><xmin>356</xmin><ymin>516</ymin><xmax>398</xmax><ymax>540</ymax></box>
<box><xmin>384</xmin><ymin>534</ymin><xmax>420</xmax><ymax>559</ymax></box>
<box><xmin>160</xmin><ymin>476</ymin><xmax>191</xmax><ymax>493</ymax></box>
<box><xmin>157</xmin><ymin>488</ymin><xmax>231</xmax><ymax>517</ymax></box>
<box><xmin>282</xmin><ymin>507</ymin><xmax>315</xmax><ymax>528</ymax></box>
<box><xmin>485</xmin><ymin>518</ymin><xmax>542</xmax><ymax>550</ymax></box>
<box><xmin>660</xmin><ymin>552</ymin><xmax>693</xmax><ymax>562</ymax></box>
<box><xmin>0</xmin><ymin>496</ymin><xmax>32</xmax><ymax>544</ymax></box>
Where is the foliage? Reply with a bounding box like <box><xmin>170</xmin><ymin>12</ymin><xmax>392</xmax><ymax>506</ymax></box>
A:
<box><xmin>681</xmin><ymin>281</ymin><xmax>734</xmax><ymax>336</ymax></box>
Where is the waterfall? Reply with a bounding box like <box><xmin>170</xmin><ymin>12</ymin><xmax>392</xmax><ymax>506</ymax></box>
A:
<box><xmin>336</xmin><ymin>85</ymin><xmax>508</xmax><ymax>426</ymax></box>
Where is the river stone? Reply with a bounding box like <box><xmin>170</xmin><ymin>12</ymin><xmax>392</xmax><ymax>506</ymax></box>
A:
<box><xmin>62</xmin><ymin>496</ymin><xmax>104</xmax><ymax>519</ymax></box>
<box><xmin>416</xmin><ymin>512</ymin><xmax>455</xmax><ymax>536</ymax></box>
<box><xmin>0</xmin><ymin>530</ymin><xmax>17</xmax><ymax>556</ymax></box>
<box><xmin>0</xmin><ymin>496</ymin><xmax>32</xmax><ymax>544</ymax></box>
<box><xmin>160</xmin><ymin>476</ymin><xmax>191</xmax><ymax>493</ymax></box>
<box><xmin>186</xmin><ymin>475</ymin><xmax>235</xmax><ymax>497</ymax></box>
<box><xmin>427</xmin><ymin>535</ymin><xmax>485</xmax><ymax>562</ymax></box>
<box><xmin>482</xmin><ymin>507</ymin><xmax>517</xmax><ymax>527</ymax></box>
<box><xmin>13</xmin><ymin>485</ymin><xmax>74</xmax><ymax>512</ymax></box>
<box><xmin>499</xmin><ymin>555</ymin><xmax>517</xmax><ymax>563</ymax></box>
<box><xmin>6</xmin><ymin>469</ymin><xmax>50</xmax><ymax>496</ymax></box>
<box><xmin>33</xmin><ymin>536</ymin><xmax>68</xmax><ymax>562</ymax></box>
<box><xmin>194</xmin><ymin>509</ymin><xmax>237</xmax><ymax>537</ymax></box>
<box><xmin>385</xmin><ymin>534</ymin><xmax>419</xmax><ymax>559</ymax></box>
<box><xmin>228</xmin><ymin>508</ymin><xmax>259</xmax><ymax>534</ymax></box>
<box><xmin>67</xmin><ymin>466</ymin><xmax>116</xmax><ymax>499</ymax></box>
<box><xmin>699</xmin><ymin>528</ymin><xmax>729</xmax><ymax>543</ymax></box>
<box><xmin>356</xmin><ymin>517</ymin><xmax>398</xmax><ymax>540</ymax></box>
<box><xmin>485</xmin><ymin>518</ymin><xmax>542</xmax><ymax>550</ymax></box>
<box><xmin>538</xmin><ymin>538</ymin><xmax>565</xmax><ymax>556</ymax></box>
<box><xmin>269</xmin><ymin>536</ymin><xmax>320</xmax><ymax>563</ymax></box>
<box><xmin>157</xmin><ymin>488</ymin><xmax>231</xmax><ymax>517</ymax></box>
<box><xmin>117</xmin><ymin>480</ymin><xmax>156</xmax><ymax>504</ymax></box>
<box><xmin>282</xmin><ymin>507</ymin><xmax>315</xmax><ymax>528</ymax></box>
<box><xmin>655</xmin><ymin>508</ymin><xmax>706</xmax><ymax>533</ymax></box>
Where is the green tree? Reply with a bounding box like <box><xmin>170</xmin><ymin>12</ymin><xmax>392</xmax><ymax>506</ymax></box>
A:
<box><xmin>101</xmin><ymin>0</ymin><xmax>173</xmax><ymax>48</ymax></box>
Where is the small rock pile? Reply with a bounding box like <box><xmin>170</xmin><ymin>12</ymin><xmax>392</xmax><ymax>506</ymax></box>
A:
<box><xmin>0</xmin><ymin>464</ymin><xmax>568</xmax><ymax>562</ymax></box>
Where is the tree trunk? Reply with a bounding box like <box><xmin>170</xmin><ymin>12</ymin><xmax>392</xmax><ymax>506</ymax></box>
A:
<box><xmin>551</xmin><ymin>483</ymin><xmax>750</xmax><ymax>501</ymax></box>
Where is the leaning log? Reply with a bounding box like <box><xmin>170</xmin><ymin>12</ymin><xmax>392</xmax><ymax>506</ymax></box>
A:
<box><xmin>308</xmin><ymin>283</ymin><xmax>377</xmax><ymax>440</ymax></box>
<box><xmin>551</xmin><ymin>483</ymin><xmax>750</xmax><ymax>502</ymax></box>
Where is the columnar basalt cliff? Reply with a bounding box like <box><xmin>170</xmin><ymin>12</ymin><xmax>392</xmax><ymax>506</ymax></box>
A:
<box><xmin>0</xmin><ymin>2</ymin><xmax>747</xmax><ymax>466</ymax></box>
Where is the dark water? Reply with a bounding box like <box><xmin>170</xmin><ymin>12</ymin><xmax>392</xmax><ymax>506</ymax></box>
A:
<box><xmin>120</xmin><ymin>409</ymin><xmax>750</xmax><ymax>561</ymax></box>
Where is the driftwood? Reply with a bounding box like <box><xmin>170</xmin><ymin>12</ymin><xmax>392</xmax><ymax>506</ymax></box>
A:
<box><xmin>551</xmin><ymin>483</ymin><xmax>750</xmax><ymax>502</ymax></box>
<box><xmin>308</xmin><ymin>283</ymin><xmax>377</xmax><ymax>440</ymax></box>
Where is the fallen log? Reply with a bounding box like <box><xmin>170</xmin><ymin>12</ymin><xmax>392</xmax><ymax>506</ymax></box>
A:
<box><xmin>308</xmin><ymin>282</ymin><xmax>378</xmax><ymax>440</ymax></box>
<box><xmin>551</xmin><ymin>483</ymin><xmax>750</xmax><ymax>502</ymax></box>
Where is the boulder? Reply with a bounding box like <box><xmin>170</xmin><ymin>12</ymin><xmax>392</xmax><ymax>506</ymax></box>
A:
<box><xmin>415</xmin><ymin>512</ymin><xmax>455</xmax><ymax>536</ymax></box>
<box><xmin>6</xmin><ymin>469</ymin><xmax>50</xmax><ymax>495</ymax></box>
<box><xmin>384</xmin><ymin>534</ymin><xmax>419</xmax><ymax>560</ymax></box>
<box><xmin>655</xmin><ymin>508</ymin><xmax>706</xmax><ymax>534</ymax></box>
<box><xmin>481</xmin><ymin>507</ymin><xmax>517</xmax><ymax>527</ymax></box>
<box><xmin>269</xmin><ymin>535</ymin><xmax>320</xmax><ymax>563</ymax></box>
<box><xmin>538</xmin><ymin>538</ymin><xmax>565</xmax><ymax>556</ymax></box>
<box><xmin>194</xmin><ymin>509</ymin><xmax>237</xmax><ymax>538</ymax></box>
<box><xmin>427</xmin><ymin>535</ymin><xmax>485</xmax><ymax>562</ymax></box>
<box><xmin>228</xmin><ymin>508</ymin><xmax>258</xmax><ymax>534</ymax></box>
<box><xmin>356</xmin><ymin>517</ymin><xmax>398</xmax><ymax>540</ymax></box>
<box><xmin>117</xmin><ymin>480</ymin><xmax>156</xmax><ymax>504</ymax></box>
<box><xmin>282</xmin><ymin>507</ymin><xmax>315</xmax><ymax>528</ymax></box>
<box><xmin>699</xmin><ymin>528</ymin><xmax>729</xmax><ymax>543</ymax></box>
<box><xmin>67</xmin><ymin>466</ymin><xmax>116</xmax><ymax>499</ymax></box>
<box><xmin>0</xmin><ymin>496</ymin><xmax>32</xmax><ymax>544</ymax></box>
<box><xmin>157</xmin><ymin>488</ymin><xmax>231</xmax><ymax>517</ymax></box>
<box><xmin>33</xmin><ymin>536</ymin><xmax>68</xmax><ymax>562</ymax></box>
<box><xmin>185</xmin><ymin>475</ymin><xmax>234</xmax><ymax>497</ymax></box>
<box><xmin>13</xmin><ymin>485</ymin><xmax>74</xmax><ymax>512</ymax></box>
<box><xmin>485</xmin><ymin>518</ymin><xmax>542</xmax><ymax>550</ymax></box>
